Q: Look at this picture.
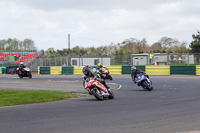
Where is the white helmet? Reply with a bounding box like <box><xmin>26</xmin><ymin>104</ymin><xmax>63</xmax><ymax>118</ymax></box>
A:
<box><xmin>20</xmin><ymin>62</ymin><xmax>24</xmax><ymax>65</ymax></box>
<box><xmin>131</xmin><ymin>66</ymin><xmax>136</xmax><ymax>71</ymax></box>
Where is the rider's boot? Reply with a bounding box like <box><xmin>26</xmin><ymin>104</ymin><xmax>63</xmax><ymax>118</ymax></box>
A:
<box><xmin>137</xmin><ymin>83</ymin><xmax>141</xmax><ymax>87</ymax></box>
<box><xmin>104</xmin><ymin>84</ymin><xmax>111</xmax><ymax>93</ymax></box>
<box><xmin>104</xmin><ymin>84</ymin><xmax>110</xmax><ymax>89</ymax></box>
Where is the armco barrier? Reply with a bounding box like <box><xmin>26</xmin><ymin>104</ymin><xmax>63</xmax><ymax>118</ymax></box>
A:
<box><xmin>170</xmin><ymin>65</ymin><xmax>196</xmax><ymax>75</ymax></box>
<box><xmin>39</xmin><ymin>66</ymin><xmax>50</xmax><ymax>74</ymax></box>
<box><xmin>74</xmin><ymin>66</ymin><xmax>84</xmax><ymax>75</ymax></box>
<box><xmin>122</xmin><ymin>66</ymin><xmax>132</xmax><ymax>74</ymax></box>
<box><xmin>146</xmin><ymin>66</ymin><xmax>170</xmax><ymax>75</ymax></box>
<box><xmin>106</xmin><ymin>66</ymin><xmax>122</xmax><ymax>75</ymax></box>
<box><xmin>62</xmin><ymin>66</ymin><xmax>74</xmax><ymax>75</ymax></box>
<box><xmin>196</xmin><ymin>65</ymin><xmax>200</xmax><ymax>75</ymax></box>
<box><xmin>50</xmin><ymin>66</ymin><xmax>62</xmax><ymax>75</ymax></box>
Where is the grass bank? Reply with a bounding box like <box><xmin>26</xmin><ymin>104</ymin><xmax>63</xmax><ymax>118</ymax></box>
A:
<box><xmin>0</xmin><ymin>90</ymin><xmax>86</xmax><ymax>107</ymax></box>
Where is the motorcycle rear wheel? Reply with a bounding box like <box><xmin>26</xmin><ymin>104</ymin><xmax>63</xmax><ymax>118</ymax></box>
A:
<box><xmin>91</xmin><ymin>88</ymin><xmax>103</xmax><ymax>101</ymax></box>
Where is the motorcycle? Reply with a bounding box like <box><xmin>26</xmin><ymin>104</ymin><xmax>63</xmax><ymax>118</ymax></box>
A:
<box><xmin>17</xmin><ymin>67</ymin><xmax>32</xmax><ymax>79</ymax></box>
<box><xmin>96</xmin><ymin>68</ymin><xmax>113</xmax><ymax>80</ymax></box>
<box><xmin>84</xmin><ymin>77</ymin><xmax>114</xmax><ymax>100</ymax></box>
<box><xmin>135</xmin><ymin>73</ymin><xmax>153</xmax><ymax>91</ymax></box>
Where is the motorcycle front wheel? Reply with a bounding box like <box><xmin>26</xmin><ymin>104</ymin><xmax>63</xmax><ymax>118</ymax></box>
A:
<box><xmin>107</xmin><ymin>75</ymin><xmax>113</xmax><ymax>80</ymax></box>
<box><xmin>28</xmin><ymin>73</ymin><xmax>32</xmax><ymax>78</ymax></box>
<box><xmin>108</xmin><ymin>90</ymin><xmax>114</xmax><ymax>99</ymax></box>
<box><xmin>18</xmin><ymin>74</ymin><xmax>23</xmax><ymax>79</ymax></box>
<box><xmin>91</xmin><ymin>88</ymin><xmax>103</xmax><ymax>101</ymax></box>
<box><xmin>142</xmin><ymin>82</ymin><xmax>153</xmax><ymax>91</ymax></box>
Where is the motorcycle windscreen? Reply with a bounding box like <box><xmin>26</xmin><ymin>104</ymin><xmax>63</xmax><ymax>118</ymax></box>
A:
<box><xmin>101</xmin><ymin>68</ymin><xmax>109</xmax><ymax>74</ymax></box>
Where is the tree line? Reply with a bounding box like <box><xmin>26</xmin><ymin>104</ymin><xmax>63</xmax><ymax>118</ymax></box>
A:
<box><xmin>0</xmin><ymin>38</ymin><xmax>37</xmax><ymax>52</ymax></box>
<box><xmin>1</xmin><ymin>31</ymin><xmax>200</xmax><ymax>58</ymax></box>
<box><xmin>45</xmin><ymin>31</ymin><xmax>200</xmax><ymax>58</ymax></box>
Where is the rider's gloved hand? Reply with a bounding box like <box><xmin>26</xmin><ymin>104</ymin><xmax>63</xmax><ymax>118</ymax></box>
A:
<box><xmin>82</xmin><ymin>75</ymin><xmax>86</xmax><ymax>80</ymax></box>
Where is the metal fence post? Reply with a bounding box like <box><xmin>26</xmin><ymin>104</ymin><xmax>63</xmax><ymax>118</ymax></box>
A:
<box><xmin>81</xmin><ymin>56</ymin><xmax>83</xmax><ymax>66</ymax></box>
<box><xmin>49</xmin><ymin>57</ymin><xmax>51</xmax><ymax>66</ymax></box>
<box><xmin>45</xmin><ymin>57</ymin><xmax>46</xmax><ymax>66</ymax></box>
<box><xmin>39</xmin><ymin>57</ymin><xmax>41</xmax><ymax>66</ymax></box>
<box><xmin>55</xmin><ymin>56</ymin><xmax>57</xmax><ymax>66</ymax></box>
<box><xmin>167</xmin><ymin>52</ymin><xmax>169</xmax><ymax>65</ymax></box>
<box><xmin>79</xmin><ymin>57</ymin><xmax>80</xmax><ymax>66</ymax></box>
<box><xmin>131</xmin><ymin>54</ymin><xmax>133</xmax><ymax>66</ymax></box>
<box><xmin>187</xmin><ymin>51</ymin><xmax>189</xmax><ymax>66</ymax></box>
<box><xmin>61</xmin><ymin>56</ymin><xmax>62</xmax><ymax>66</ymax></box>
<box><xmin>35</xmin><ymin>57</ymin><xmax>37</xmax><ymax>73</ymax></box>
<box><xmin>30</xmin><ymin>57</ymin><xmax>33</xmax><ymax>72</ymax></box>
<box><xmin>67</xmin><ymin>55</ymin><xmax>68</xmax><ymax>66</ymax></box>
<box><xmin>113</xmin><ymin>55</ymin><xmax>115</xmax><ymax>65</ymax></box>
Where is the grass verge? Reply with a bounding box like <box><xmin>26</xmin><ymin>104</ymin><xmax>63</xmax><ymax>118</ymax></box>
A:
<box><xmin>0</xmin><ymin>90</ymin><xmax>86</xmax><ymax>107</ymax></box>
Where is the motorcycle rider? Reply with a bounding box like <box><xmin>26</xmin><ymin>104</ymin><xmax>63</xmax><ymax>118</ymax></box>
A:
<box><xmin>97</xmin><ymin>63</ymin><xmax>112</xmax><ymax>80</ymax></box>
<box><xmin>131</xmin><ymin>66</ymin><xmax>149</xmax><ymax>86</ymax></box>
<box><xmin>18</xmin><ymin>62</ymin><xmax>26</xmax><ymax>74</ymax></box>
<box><xmin>97</xmin><ymin>63</ymin><xmax>104</xmax><ymax>72</ymax></box>
<box><xmin>82</xmin><ymin>65</ymin><xmax>111</xmax><ymax>91</ymax></box>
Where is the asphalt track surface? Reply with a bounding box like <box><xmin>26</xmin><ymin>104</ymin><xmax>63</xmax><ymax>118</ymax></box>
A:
<box><xmin>0</xmin><ymin>75</ymin><xmax>200</xmax><ymax>133</ymax></box>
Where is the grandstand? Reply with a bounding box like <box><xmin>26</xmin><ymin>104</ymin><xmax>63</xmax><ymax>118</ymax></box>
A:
<box><xmin>0</xmin><ymin>52</ymin><xmax>21</xmax><ymax>61</ymax></box>
<box><xmin>0</xmin><ymin>52</ymin><xmax>42</xmax><ymax>67</ymax></box>
<box><xmin>14</xmin><ymin>53</ymin><xmax>42</xmax><ymax>64</ymax></box>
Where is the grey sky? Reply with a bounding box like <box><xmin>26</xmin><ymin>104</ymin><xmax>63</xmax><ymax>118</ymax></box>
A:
<box><xmin>0</xmin><ymin>0</ymin><xmax>199</xmax><ymax>50</ymax></box>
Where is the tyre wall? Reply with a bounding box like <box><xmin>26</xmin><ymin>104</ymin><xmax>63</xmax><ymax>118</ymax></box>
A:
<box><xmin>195</xmin><ymin>65</ymin><xmax>200</xmax><ymax>75</ymax></box>
<box><xmin>146</xmin><ymin>66</ymin><xmax>170</xmax><ymax>75</ymax></box>
<box><xmin>105</xmin><ymin>66</ymin><xmax>122</xmax><ymax>75</ymax></box>
<box><xmin>0</xmin><ymin>67</ymin><xmax>6</xmax><ymax>74</ymax></box>
<box><xmin>170</xmin><ymin>65</ymin><xmax>196</xmax><ymax>75</ymax></box>
<box><xmin>35</xmin><ymin>65</ymin><xmax>199</xmax><ymax>75</ymax></box>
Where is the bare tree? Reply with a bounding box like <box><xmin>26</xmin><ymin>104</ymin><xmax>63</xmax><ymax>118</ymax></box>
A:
<box><xmin>159</xmin><ymin>37</ymin><xmax>179</xmax><ymax>51</ymax></box>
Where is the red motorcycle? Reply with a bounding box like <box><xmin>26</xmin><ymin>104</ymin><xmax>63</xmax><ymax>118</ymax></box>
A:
<box><xmin>84</xmin><ymin>77</ymin><xmax>114</xmax><ymax>100</ymax></box>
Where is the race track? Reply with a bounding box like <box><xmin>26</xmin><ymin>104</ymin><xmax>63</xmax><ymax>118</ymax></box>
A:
<box><xmin>0</xmin><ymin>75</ymin><xmax>200</xmax><ymax>133</ymax></box>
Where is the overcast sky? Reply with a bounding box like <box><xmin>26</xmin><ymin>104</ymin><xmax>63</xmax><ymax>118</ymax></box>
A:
<box><xmin>0</xmin><ymin>0</ymin><xmax>199</xmax><ymax>50</ymax></box>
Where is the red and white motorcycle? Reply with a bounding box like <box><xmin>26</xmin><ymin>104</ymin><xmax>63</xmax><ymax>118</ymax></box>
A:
<box><xmin>84</xmin><ymin>77</ymin><xmax>114</xmax><ymax>100</ymax></box>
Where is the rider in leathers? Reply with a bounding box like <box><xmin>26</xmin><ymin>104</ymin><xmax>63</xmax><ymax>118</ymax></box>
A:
<box><xmin>18</xmin><ymin>62</ymin><xmax>26</xmax><ymax>75</ymax></box>
<box><xmin>97</xmin><ymin>63</ymin><xmax>112</xmax><ymax>80</ymax></box>
<box><xmin>82</xmin><ymin>65</ymin><xmax>110</xmax><ymax>90</ymax></box>
<box><xmin>131</xmin><ymin>66</ymin><xmax>149</xmax><ymax>86</ymax></box>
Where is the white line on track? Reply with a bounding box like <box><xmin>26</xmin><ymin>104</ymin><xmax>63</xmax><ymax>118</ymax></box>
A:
<box><xmin>108</xmin><ymin>83</ymin><xmax>122</xmax><ymax>91</ymax></box>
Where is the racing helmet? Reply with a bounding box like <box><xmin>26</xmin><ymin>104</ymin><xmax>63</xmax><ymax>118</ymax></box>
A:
<box><xmin>82</xmin><ymin>66</ymin><xmax>90</xmax><ymax>75</ymax></box>
<box><xmin>97</xmin><ymin>63</ymin><xmax>102</xmax><ymax>69</ymax></box>
<box><xmin>20</xmin><ymin>62</ymin><xmax>24</xmax><ymax>65</ymax></box>
<box><xmin>131</xmin><ymin>66</ymin><xmax>136</xmax><ymax>71</ymax></box>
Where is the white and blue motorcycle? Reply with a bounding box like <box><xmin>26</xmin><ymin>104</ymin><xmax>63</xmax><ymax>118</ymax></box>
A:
<box><xmin>135</xmin><ymin>73</ymin><xmax>153</xmax><ymax>91</ymax></box>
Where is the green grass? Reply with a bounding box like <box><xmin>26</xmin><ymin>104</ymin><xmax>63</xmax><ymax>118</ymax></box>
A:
<box><xmin>0</xmin><ymin>90</ymin><xmax>86</xmax><ymax>107</ymax></box>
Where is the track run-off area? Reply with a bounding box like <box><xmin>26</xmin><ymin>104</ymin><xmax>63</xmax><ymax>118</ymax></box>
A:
<box><xmin>0</xmin><ymin>74</ymin><xmax>200</xmax><ymax>133</ymax></box>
